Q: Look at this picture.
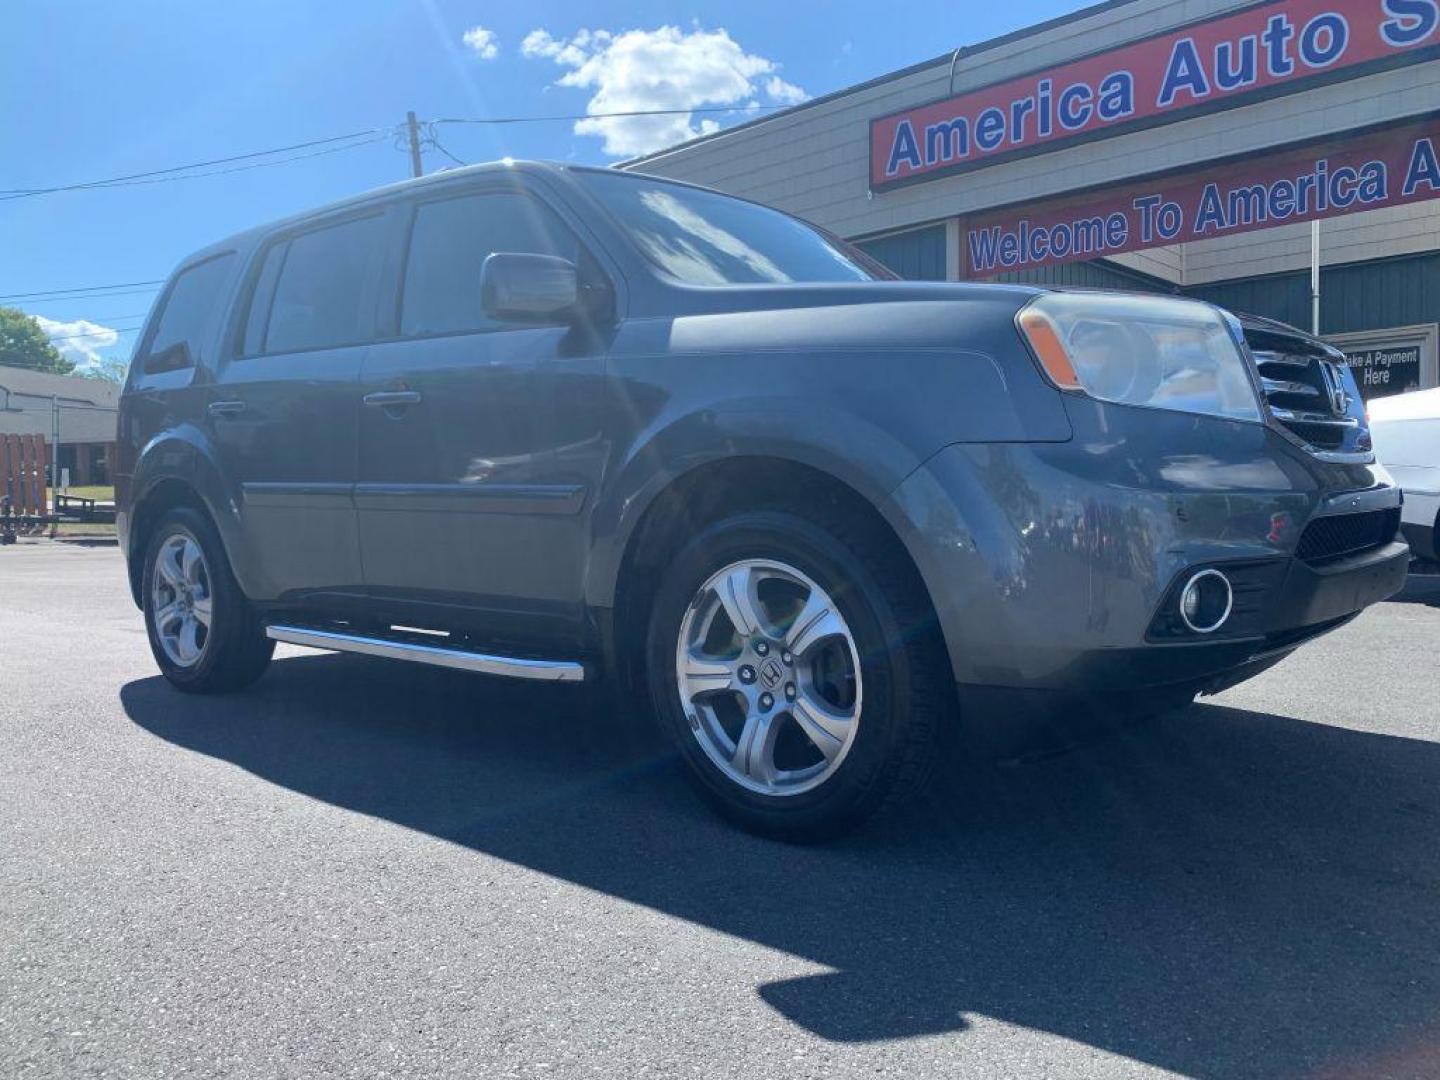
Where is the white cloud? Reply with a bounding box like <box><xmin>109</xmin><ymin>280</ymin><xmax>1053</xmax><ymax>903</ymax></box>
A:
<box><xmin>764</xmin><ymin>76</ymin><xmax>807</xmax><ymax>105</ymax></box>
<box><xmin>461</xmin><ymin>26</ymin><xmax>499</xmax><ymax>60</ymax></box>
<box><xmin>521</xmin><ymin>25</ymin><xmax>808</xmax><ymax>157</ymax></box>
<box><xmin>522</xmin><ymin>28</ymin><xmax>605</xmax><ymax>67</ymax></box>
<box><xmin>521</xmin><ymin>28</ymin><xmax>561</xmax><ymax>57</ymax></box>
<box><xmin>35</xmin><ymin>316</ymin><xmax>120</xmax><ymax>370</ymax></box>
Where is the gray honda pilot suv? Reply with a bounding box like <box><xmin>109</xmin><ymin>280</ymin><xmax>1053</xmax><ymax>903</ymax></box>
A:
<box><xmin>118</xmin><ymin>162</ymin><xmax>1409</xmax><ymax>838</ymax></box>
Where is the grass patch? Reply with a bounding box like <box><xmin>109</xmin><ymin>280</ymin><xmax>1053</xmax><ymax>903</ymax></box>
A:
<box><xmin>63</xmin><ymin>485</ymin><xmax>115</xmax><ymax>502</ymax></box>
<box><xmin>52</xmin><ymin>522</ymin><xmax>118</xmax><ymax>537</ymax></box>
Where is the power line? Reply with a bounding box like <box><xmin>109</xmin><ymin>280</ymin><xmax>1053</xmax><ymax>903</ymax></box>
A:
<box><xmin>0</xmin><ymin>279</ymin><xmax>164</xmax><ymax>302</ymax></box>
<box><xmin>42</xmin><ymin>325</ymin><xmax>143</xmax><ymax>344</ymax></box>
<box><xmin>12</xmin><ymin>288</ymin><xmax>163</xmax><ymax>306</ymax></box>
<box><xmin>0</xmin><ymin>128</ymin><xmax>396</xmax><ymax>201</ymax></box>
<box><xmin>30</xmin><ymin>134</ymin><xmax>393</xmax><ymax>195</ymax></box>
<box><xmin>430</xmin><ymin>138</ymin><xmax>468</xmax><ymax>169</ymax></box>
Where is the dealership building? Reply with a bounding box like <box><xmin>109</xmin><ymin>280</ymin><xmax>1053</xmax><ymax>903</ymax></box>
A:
<box><xmin>624</xmin><ymin>0</ymin><xmax>1440</xmax><ymax>399</ymax></box>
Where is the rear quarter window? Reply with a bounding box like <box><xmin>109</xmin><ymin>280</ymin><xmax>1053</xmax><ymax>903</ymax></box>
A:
<box><xmin>141</xmin><ymin>252</ymin><xmax>238</xmax><ymax>368</ymax></box>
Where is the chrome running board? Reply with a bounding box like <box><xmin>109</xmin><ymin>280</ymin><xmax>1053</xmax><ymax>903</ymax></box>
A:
<box><xmin>264</xmin><ymin>624</ymin><xmax>585</xmax><ymax>682</ymax></box>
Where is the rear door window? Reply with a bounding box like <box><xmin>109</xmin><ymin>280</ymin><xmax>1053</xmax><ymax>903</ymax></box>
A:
<box><xmin>261</xmin><ymin>213</ymin><xmax>386</xmax><ymax>354</ymax></box>
<box><xmin>144</xmin><ymin>252</ymin><xmax>237</xmax><ymax>364</ymax></box>
<box><xmin>399</xmin><ymin>192</ymin><xmax>579</xmax><ymax>337</ymax></box>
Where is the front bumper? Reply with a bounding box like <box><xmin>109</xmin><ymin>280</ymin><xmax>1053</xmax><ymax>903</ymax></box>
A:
<box><xmin>889</xmin><ymin>399</ymin><xmax>1405</xmax><ymax>693</ymax></box>
<box><xmin>1267</xmin><ymin>539</ymin><xmax>1410</xmax><ymax>628</ymax></box>
<box><xmin>1057</xmin><ymin>539</ymin><xmax>1409</xmax><ymax>693</ymax></box>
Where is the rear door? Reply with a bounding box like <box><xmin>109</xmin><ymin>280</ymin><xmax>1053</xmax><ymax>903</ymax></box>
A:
<box><xmin>207</xmin><ymin>208</ymin><xmax>391</xmax><ymax>603</ymax></box>
<box><xmin>355</xmin><ymin>182</ymin><xmax>612</xmax><ymax>641</ymax></box>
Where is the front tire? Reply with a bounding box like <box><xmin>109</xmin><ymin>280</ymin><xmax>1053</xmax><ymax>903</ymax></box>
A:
<box><xmin>645</xmin><ymin>508</ymin><xmax>949</xmax><ymax>841</ymax></box>
<box><xmin>142</xmin><ymin>507</ymin><xmax>274</xmax><ymax>694</ymax></box>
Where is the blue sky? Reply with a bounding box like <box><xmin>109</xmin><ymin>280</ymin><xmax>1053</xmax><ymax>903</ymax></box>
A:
<box><xmin>3</xmin><ymin>0</ymin><xmax>1087</xmax><ymax>369</ymax></box>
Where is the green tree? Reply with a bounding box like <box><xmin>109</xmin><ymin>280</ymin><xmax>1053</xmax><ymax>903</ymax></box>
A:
<box><xmin>77</xmin><ymin>356</ymin><xmax>129</xmax><ymax>384</ymax></box>
<box><xmin>0</xmin><ymin>306</ymin><xmax>74</xmax><ymax>375</ymax></box>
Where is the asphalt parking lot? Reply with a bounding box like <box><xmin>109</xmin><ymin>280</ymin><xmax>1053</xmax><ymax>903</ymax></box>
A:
<box><xmin>3</xmin><ymin>541</ymin><xmax>1439</xmax><ymax>1079</ymax></box>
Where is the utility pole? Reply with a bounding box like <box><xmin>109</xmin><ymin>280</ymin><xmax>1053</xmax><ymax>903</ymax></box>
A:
<box><xmin>406</xmin><ymin>111</ymin><xmax>424</xmax><ymax>179</ymax></box>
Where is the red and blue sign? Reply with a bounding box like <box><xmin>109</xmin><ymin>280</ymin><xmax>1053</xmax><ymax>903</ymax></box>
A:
<box><xmin>871</xmin><ymin>0</ymin><xmax>1440</xmax><ymax>191</ymax></box>
<box><xmin>962</xmin><ymin>115</ymin><xmax>1440</xmax><ymax>275</ymax></box>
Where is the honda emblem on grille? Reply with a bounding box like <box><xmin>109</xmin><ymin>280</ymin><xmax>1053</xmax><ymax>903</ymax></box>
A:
<box><xmin>1317</xmin><ymin>359</ymin><xmax>1351</xmax><ymax>415</ymax></box>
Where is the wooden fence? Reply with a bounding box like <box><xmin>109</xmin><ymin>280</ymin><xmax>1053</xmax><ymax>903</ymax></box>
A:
<box><xmin>1</xmin><ymin>433</ymin><xmax>48</xmax><ymax>516</ymax></box>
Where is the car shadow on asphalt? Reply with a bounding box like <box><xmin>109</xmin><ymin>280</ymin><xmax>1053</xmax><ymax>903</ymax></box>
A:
<box><xmin>121</xmin><ymin>654</ymin><xmax>1440</xmax><ymax>1077</ymax></box>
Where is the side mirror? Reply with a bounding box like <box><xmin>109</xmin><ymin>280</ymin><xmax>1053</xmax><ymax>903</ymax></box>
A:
<box><xmin>480</xmin><ymin>253</ymin><xmax>580</xmax><ymax>323</ymax></box>
<box><xmin>142</xmin><ymin>341</ymin><xmax>193</xmax><ymax>375</ymax></box>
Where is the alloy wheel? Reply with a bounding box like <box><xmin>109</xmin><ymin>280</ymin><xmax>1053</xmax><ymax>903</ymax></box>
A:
<box><xmin>675</xmin><ymin>558</ymin><xmax>862</xmax><ymax>796</ymax></box>
<box><xmin>151</xmin><ymin>532</ymin><xmax>213</xmax><ymax>668</ymax></box>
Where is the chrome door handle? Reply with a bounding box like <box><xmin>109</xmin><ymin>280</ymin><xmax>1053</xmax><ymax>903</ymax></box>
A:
<box><xmin>363</xmin><ymin>390</ymin><xmax>423</xmax><ymax>408</ymax></box>
<box><xmin>208</xmin><ymin>400</ymin><xmax>247</xmax><ymax>417</ymax></box>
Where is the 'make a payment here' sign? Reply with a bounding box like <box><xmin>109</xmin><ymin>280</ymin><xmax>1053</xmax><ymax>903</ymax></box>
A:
<box><xmin>963</xmin><ymin>116</ymin><xmax>1440</xmax><ymax>276</ymax></box>
<box><xmin>1343</xmin><ymin>344</ymin><xmax>1424</xmax><ymax>397</ymax></box>
<box><xmin>871</xmin><ymin>0</ymin><xmax>1440</xmax><ymax>190</ymax></box>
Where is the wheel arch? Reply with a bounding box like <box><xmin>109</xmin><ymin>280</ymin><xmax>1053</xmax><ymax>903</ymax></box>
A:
<box><xmin>588</xmin><ymin>399</ymin><xmax>931</xmax><ymax>602</ymax></box>
<box><xmin>603</xmin><ymin>452</ymin><xmax>947</xmax><ymax>690</ymax></box>
<box><xmin>126</xmin><ymin>429</ymin><xmax>242</xmax><ymax>608</ymax></box>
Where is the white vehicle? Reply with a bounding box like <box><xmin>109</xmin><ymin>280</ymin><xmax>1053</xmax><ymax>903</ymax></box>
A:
<box><xmin>1369</xmin><ymin>387</ymin><xmax>1440</xmax><ymax>563</ymax></box>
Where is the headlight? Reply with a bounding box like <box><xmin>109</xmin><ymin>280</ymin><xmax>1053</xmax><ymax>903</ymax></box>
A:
<box><xmin>1017</xmin><ymin>292</ymin><xmax>1261</xmax><ymax>422</ymax></box>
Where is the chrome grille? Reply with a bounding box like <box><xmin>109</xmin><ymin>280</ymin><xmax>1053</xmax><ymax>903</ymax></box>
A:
<box><xmin>1245</xmin><ymin>329</ymin><xmax>1356</xmax><ymax>451</ymax></box>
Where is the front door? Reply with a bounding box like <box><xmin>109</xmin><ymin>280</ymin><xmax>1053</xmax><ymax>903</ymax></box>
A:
<box><xmin>208</xmin><ymin>209</ymin><xmax>390</xmax><ymax>603</ymax></box>
<box><xmin>356</xmin><ymin>185</ymin><xmax>611</xmax><ymax>642</ymax></box>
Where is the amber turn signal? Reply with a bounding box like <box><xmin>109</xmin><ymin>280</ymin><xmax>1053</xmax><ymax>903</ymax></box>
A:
<box><xmin>1017</xmin><ymin>308</ymin><xmax>1082</xmax><ymax>391</ymax></box>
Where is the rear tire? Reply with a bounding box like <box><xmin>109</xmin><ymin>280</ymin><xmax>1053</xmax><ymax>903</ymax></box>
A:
<box><xmin>644</xmin><ymin>508</ymin><xmax>950</xmax><ymax>841</ymax></box>
<box><xmin>142</xmin><ymin>507</ymin><xmax>274</xmax><ymax>694</ymax></box>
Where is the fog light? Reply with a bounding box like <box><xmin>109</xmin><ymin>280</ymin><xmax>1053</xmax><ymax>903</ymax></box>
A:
<box><xmin>1179</xmin><ymin>569</ymin><xmax>1232</xmax><ymax>634</ymax></box>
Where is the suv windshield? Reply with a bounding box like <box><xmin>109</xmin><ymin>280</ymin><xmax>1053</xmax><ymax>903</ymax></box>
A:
<box><xmin>574</xmin><ymin>170</ymin><xmax>887</xmax><ymax>286</ymax></box>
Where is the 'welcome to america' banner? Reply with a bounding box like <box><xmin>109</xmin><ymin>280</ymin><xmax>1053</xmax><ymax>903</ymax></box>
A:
<box><xmin>963</xmin><ymin>116</ymin><xmax>1440</xmax><ymax>276</ymax></box>
<box><xmin>871</xmin><ymin>0</ymin><xmax>1440</xmax><ymax>191</ymax></box>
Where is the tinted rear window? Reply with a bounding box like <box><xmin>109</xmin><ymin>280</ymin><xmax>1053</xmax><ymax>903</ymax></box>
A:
<box><xmin>146</xmin><ymin>253</ymin><xmax>237</xmax><ymax>361</ymax></box>
<box><xmin>400</xmin><ymin>192</ymin><xmax>579</xmax><ymax>337</ymax></box>
<box><xmin>262</xmin><ymin>214</ymin><xmax>385</xmax><ymax>353</ymax></box>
